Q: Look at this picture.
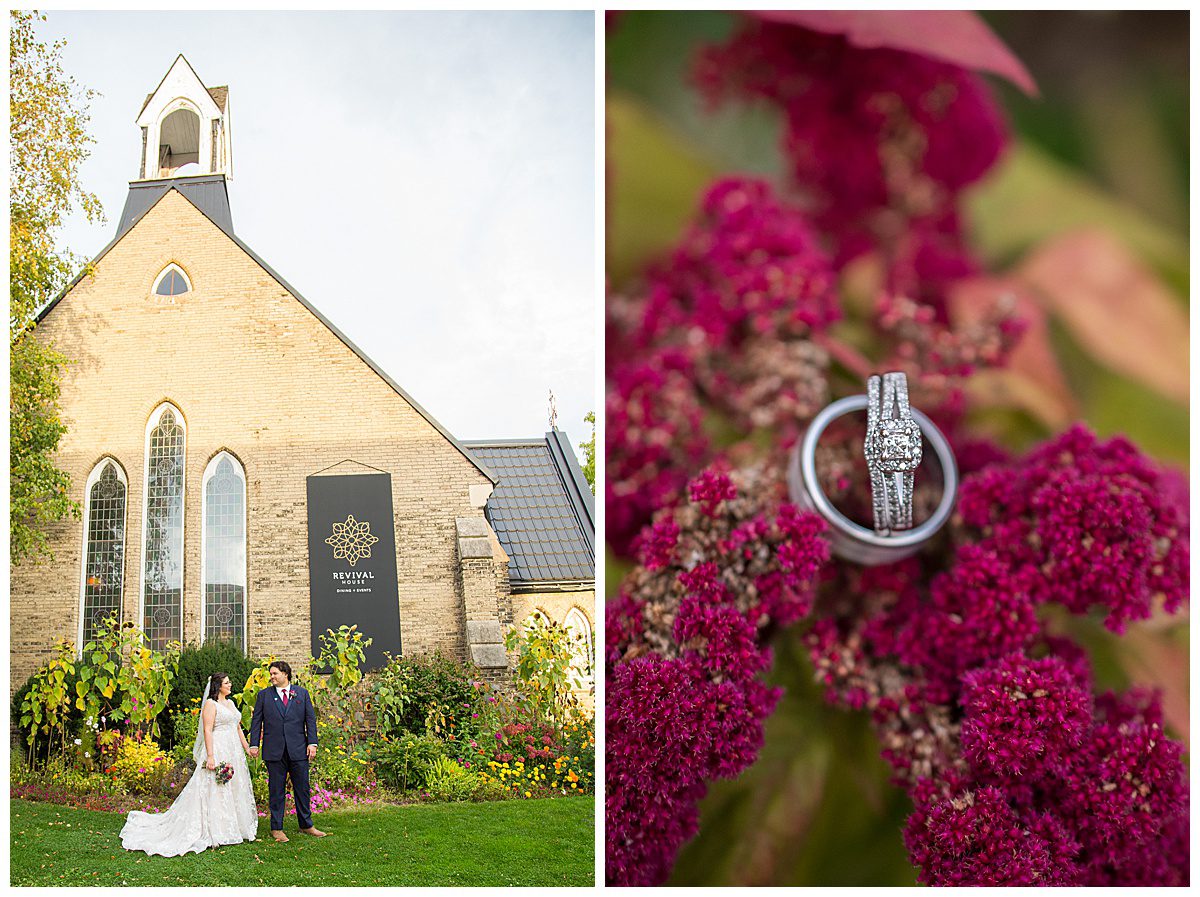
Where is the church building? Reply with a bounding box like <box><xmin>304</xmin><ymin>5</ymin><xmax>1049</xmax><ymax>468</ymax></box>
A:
<box><xmin>11</xmin><ymin>57</ymin><xmax>595</xmax><ymax>690</ymax></box>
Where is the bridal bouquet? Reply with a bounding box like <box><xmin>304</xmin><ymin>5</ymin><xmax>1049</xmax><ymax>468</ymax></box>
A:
<box><xmin>213</xmin><ymin>762</ymin><xmax>235</xmax><ymax>786</ymax></box>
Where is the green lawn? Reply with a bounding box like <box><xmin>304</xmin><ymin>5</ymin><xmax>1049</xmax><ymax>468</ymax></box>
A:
<box><xmin>11</xmin><ymin>796</ymin><xmax>595</xmax><ymax>886</ymax></box>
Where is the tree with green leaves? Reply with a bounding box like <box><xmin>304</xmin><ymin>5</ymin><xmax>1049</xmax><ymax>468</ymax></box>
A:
<box><xmin>10</xmin><ymin>10</ymin><xmax>104</xmax><ymax>564</ymax></box>
<box><xmin>579</xmin><ymin>411</ymin><xmax>595</xmax><ymax>494</ymax></box>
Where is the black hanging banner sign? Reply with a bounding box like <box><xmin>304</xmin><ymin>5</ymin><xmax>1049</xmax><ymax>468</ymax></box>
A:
<box><xmin>306</xmin><ymin>471</ymin><xmax>401</xmax><ymax>670</ymax></box>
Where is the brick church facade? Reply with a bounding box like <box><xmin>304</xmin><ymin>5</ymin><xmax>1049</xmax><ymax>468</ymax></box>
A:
<box><xmin>11</xmin><ymin>57</ymin><xmax>594</xmax><ymax>690</ymax></box>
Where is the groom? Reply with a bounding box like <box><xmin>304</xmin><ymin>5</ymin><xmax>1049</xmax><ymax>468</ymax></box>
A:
<box><xmin>249</xmin><ymin>661</ymin><xmax>327</xmax><ymax>841</ymax></box>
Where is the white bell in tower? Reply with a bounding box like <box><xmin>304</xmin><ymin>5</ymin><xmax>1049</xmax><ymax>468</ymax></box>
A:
<box><xmin>135</xmin><ymin>55</ymin><xmax>232</xmax><ymax>181</ymax></box>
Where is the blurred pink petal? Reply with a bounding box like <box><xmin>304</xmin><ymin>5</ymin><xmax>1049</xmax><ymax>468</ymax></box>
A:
<box><xmin>1017</xmin><ymin>229</ymin><xmax>1189</xmax><ymax>405</ymax></box>
<box><xmin>750</xmin><ymin>10</ymin><xmax>1038</xmax><ymax>95</ymax></box>
<box><xmin>949</xmin><ymin>275</ymin><xmax>1079</xmax><ymax>429</ymax></box>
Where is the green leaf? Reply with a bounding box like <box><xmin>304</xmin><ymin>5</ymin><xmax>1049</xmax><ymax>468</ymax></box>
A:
<box><xmin>670</xmin><ymin>635</ymin><xmax>916</xmax><ymax>885</ymax></box>
<box><xmin>967</xmin><ymin>142</ymin><xmax>1188</xmax><ymax>295</ymax></box>
<box><xmin>606</xmin><ymin>92</ymin><xmax>716</xmax><ymax>286</ymax></box>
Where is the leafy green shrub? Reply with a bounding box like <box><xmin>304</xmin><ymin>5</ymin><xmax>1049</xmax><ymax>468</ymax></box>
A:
<box><xmin>424</xmin><ymin>756</ymin><xmax>482</xmax><ymax>802</ymax></box>
<box><xmin>471</xmin><ymin>778</ymin><xmax>511</xmax><ymax>802</ymax></box>
<box><xmin>17</xmin><ymin>640</ymin><xmax>78</xmax><ymax>764</ymax></box>
<box><xmin>247</xmin><ymin>755</ymin><xmax>270</xmax><ymax>806</ymax></box>
<box><xmin>311</xmin><ymin>717</ymin><xmax>373</xmax><ymax>791</ymax></box>
<box><xmin>315</xmin><ymin>625</ymin><xmax>373</xmax><ymax>692</ymax></box>
<box><xmin>12</xmin><ymin>755</ymin><xmax>125</xmax><ymax>798</ymax></box>
<box><xmin>108</xmin><ymin>736</ymin><xmax>172</xmax><ymax>794</ymax></box>
<box><xmin>167</xmin><ymin>640</ymin><xmax>256</xmax><ymax>739</ymax></box>
<box><xmin>370</xmin><ymin>651</ymin><xmax>482</xmax><ymax>740</ymax></box>
<box><xmin>169</xmin><ymin>738</ymin><xmax>195</xmax><ymax>767</ymax></box>
<box><xmin>506</xmin><ymin>616</ymin><xmax>585</xmax><ymax>731</ymax></box>
<box><xmin>368</xmin><ymin>733</ymin><xmax>445</xmax><ymax>792</ymax></box>
<box><xmin>64</xmin><ymin>725</ymin><xmax>98</xmax><ymax>771</ymax></box>
<box><xmin>167</xmin><ymin>706</ymin><xmax>200</xmax><ymax>751</ymax></box>
<box><xmin>76</xmin><ymin>617</ymin><xmax>179</xmax><ymax>741</ymax></box>
<box><xmin>13</xmin><ymin>664</ymin><xmax>81</xmax><ymax>763</ymax></box>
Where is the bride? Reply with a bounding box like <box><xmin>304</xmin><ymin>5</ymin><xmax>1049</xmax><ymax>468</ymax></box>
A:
<box><xmin>120</xmin><ymin>672</ymin><xmax>259</xmax><ymax>855</ymax></box>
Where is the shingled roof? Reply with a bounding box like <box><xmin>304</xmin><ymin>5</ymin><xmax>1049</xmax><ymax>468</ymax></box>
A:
<box><xmin>466</xmin><ymin>431</ymin><xmax>595</xmax><ymax>587</ymax></box>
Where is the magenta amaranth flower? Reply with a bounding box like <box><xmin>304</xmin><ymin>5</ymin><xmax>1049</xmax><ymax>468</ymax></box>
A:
<box><xmin>688</xmin><ymin>469</ymin><xmax>737</xmax><ymax>516</ymax></box>
<box><xmin>906</xmin><ymin>785</ymin><xmax>1080</xmax><ymax>886</ymax></box>
<box><xmin>894</xmin><ymin>545</ymin><xmax>1040</xmax><ymax>701</ymax></box>
<box><xmin>638</xmin><ymin>176</ymin><xmax>838</xmax><ymax>436</ymax></box>
<box><xmin>1053</xmin><ymin>689</ymin><xmax>1188</xmax><ymax>883</ymax></box>
<box><xmin>614</xmin><ymin>463</ymin><xmax>829</xmax><ymax>652</ymax></box>
<box><xmin>605</xmin><ymin>652</ymin><xmax>778</xmax><ymax>886</ymax></box>
<box><xmin>606</xmin><ymin>463</ymin><xmax>828</xmax><ymax>885</ymax></box>
<box><xmin>957</xmin><ymin>424</ymin><xmax>1189</xmax><ymax>632</ymax></box>
<box><xmin>694</xmin><ymin>22</ymin><xmax>1007</xmax><ymax>269</ymax></box>
<box><xmin>647</xmin><ymin>177</ymin><xmax>840</xmax><ymax>344</ymax></box>
<box><xmin>958</xmin><ymin>653</ymin><xmax>1092</xmax><ymax>781</ymax></box>
<box><xmin>606</xmin><ymin>354</ymin><xmax>711</xmax><ymax>555</ymax></box>
<box><xmin>796</xmin><ymin>422</ymin><xmax>1189</xmax><ymax>885</ymax></box>
<box><xmin>607</xmin><ymin>180</ymin><xmax>833</xmax><ymax>556</ymax></box>
<box><xmin>634</xmin><ymin>517</ymin><xmax>681</xmax><ymax>571</ymax></box>
<box><xmin>673</xmin><ymin>599</ymin><xmax>768</xmax><ymax>680</ymax></box>
<box><xmin>604</xmin><ymin>592</ymin><xmax>645</xmax><ymax>667</ymax></box>
<box><xmin>873</xmin><ymin>290</ymin><xmax>1026</xmax><ymax>386</ymax></box>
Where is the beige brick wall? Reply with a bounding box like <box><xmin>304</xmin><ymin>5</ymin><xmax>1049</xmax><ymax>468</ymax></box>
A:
<box><xmin>11</xmin><ymin>190</ymin><xmax>498</xmax><ymax>690</ymax></box>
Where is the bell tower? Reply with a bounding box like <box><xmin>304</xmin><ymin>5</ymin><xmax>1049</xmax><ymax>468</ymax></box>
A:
<box><xmin>135</xmin><ymin>55</ymin><xmax>232</xmax><ymax>181</ymax></box>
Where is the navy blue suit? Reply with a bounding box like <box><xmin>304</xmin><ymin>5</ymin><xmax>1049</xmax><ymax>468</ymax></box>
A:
<box><xmin>249</xmin><ymin>684</ymin><xmax>318</xmax><ymax>830</ymax></box>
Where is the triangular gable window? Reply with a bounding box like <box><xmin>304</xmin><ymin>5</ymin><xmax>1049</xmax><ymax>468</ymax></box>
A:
<box><xmin>154</xmin><ymin>264</ymin><xmax>191</xmax><ymax>296</ymax></box>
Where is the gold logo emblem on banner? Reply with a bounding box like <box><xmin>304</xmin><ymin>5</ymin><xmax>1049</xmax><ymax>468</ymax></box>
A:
<box><xmin>325</xmin><ymin>514</ymin><xmax>380</xmax><ymax>567</ymax></box>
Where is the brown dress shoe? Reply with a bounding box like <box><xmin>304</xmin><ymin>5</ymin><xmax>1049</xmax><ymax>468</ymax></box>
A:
<box><xmin>271</xmin><ymin>829</ymin><xmax>290</xmax><ymax>842</ymax></box>
<box><xmin>300</xmin><ymin>826</ymin><xmax>327</xmax><ymax>837</ymax></box>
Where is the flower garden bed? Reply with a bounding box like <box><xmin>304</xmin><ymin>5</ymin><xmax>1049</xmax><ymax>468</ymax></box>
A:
<box><xmin>13</xmin><ymin>621</ymin><xmax>595</xmax><ymax>826</ymax></box>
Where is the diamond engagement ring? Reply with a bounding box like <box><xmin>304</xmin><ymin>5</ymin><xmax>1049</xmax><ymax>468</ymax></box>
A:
<box><xmin>864</xmin><ymin>372</ymin><xmax>920</xmax><ymax>534</ymax></box>
<box><xmin>787</xmin><ymin>375</ymin><xmax>958</xmax><ymax>566</ymax></box>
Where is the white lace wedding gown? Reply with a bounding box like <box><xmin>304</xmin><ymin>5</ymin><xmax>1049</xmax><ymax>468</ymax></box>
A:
<box><xmin>121</xmin><ymin>698</ymin><xmax>259</xmax><ymax>856</ymax></box>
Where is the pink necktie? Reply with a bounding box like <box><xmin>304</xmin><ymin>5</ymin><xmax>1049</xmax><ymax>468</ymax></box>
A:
<box><xmin>282</xmin><ymin>689</ymin><xmax>289</xmax><ymax>707</ymax></box>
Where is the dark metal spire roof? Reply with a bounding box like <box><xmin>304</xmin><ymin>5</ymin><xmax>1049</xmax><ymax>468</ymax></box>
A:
<box><xmin>466</xmin><ymin>432</ymin><xmax>595</xmax><ymax>587</ymax></box>
<box><xmin>117</xmin><ymin>174</ymin><xmax>233</xmax><ymax>240</ymax></box>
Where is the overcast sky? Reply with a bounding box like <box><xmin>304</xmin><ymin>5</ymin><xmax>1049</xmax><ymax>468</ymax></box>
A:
<box><xmin>39</xmin><ymin>11</ymin><xmax>596</xmax><ymax>454</ymax></box>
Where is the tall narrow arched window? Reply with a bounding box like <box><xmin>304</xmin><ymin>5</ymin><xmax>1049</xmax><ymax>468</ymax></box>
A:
<box><xmin>79</xmin><ymin>459</ymin><xmax>128</xmax><ymax>649</ymax></box>
<box><xmin>202</xmin><ymin>452</ymin><xmax>247</xmax><ymax>649</ymax></box>
<box><xmin>563</xmin><ymin>607</ymin><xmax>594</xmax><ymax>689</ymax></box>
<box><xmin>142</xmin><ymin>403</ymin><xmax>186</xmax><ymax>649</ymax></box>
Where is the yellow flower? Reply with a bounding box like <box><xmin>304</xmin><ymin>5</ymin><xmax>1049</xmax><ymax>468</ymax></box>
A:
<box><xmin>524</xmin><ymin>791</ymin><xmax>531</xmax><ymax>798</ymax></box>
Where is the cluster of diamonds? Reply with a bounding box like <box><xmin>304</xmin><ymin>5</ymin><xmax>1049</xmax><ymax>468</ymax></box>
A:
<box><xmin>867</xmin><ymin>418</ymin><xmax>922</xmax><ymax>470</ymax></box>
<box><xmin>865</xmin><ymin>373</ymin><xmax>922</xmax><ymax>532</ymax></box>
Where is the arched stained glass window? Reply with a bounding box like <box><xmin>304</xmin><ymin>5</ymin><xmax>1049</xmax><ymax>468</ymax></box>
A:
<box><xmin>202</xmin><ymin>452</ymin><xmax>247</xmax><ymax>648</ymax></box>
<box><xmin>80</xmin><ymin>460</ymin><xmax>127</xmax><ymax>648</ymax></box>
<box><xmin>142</xmin><ymin>404</ymin><xmax>185</xmax><ymax>649</ymax></box>
<box><xmin>153</xmin><ymin>264</ymin><xmax>190</xmax><ymax>296</ymax></box>
<box><xmin>564</xmin><ymin>607</ymin><xmax>594</xmax><ymax>688</ymax></box>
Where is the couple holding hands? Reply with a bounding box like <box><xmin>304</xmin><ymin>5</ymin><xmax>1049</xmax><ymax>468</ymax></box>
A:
<box><xmin>121</xmin><ymin>660</ymin><xmax>327</xmax><ymax>856</ymax></box>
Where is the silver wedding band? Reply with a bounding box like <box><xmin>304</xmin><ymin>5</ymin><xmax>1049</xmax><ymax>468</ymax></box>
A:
<box><xmin>787</xmin><ymin>394</ymin><xmax>958</xmax><ymax>565</ymax></box>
